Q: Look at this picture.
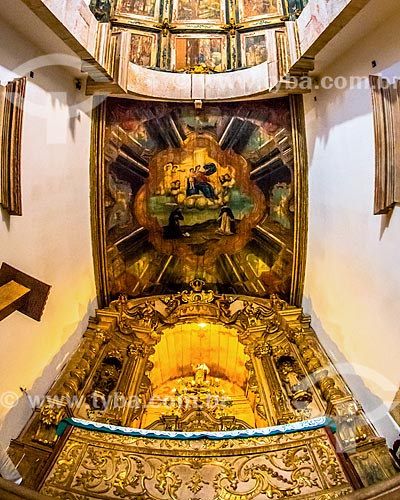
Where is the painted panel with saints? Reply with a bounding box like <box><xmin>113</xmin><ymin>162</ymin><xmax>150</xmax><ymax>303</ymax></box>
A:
<box><xmin>104</xmin><ymin>99</ymin><xmax>294</xmax><ymax>300</ymax></box>
<box><xmin>239</xmin><ymin>0</ymin><xmax>280</xmax><ymax>20</ymax></box>
<box><xmin>115</xmin><ymin>0</ymin><xmax>160</xmax><ymax>19</ymax></box>
<box><xmin>172</xmin><ymin>35</ymin><xmax>226</xmax><ymax>71</ymax></box>
<box><xmin>129</xmin><ymin>32</ymin><xmax>156</xmax><ymax>66</ymax></box>
<box><xmin>172</xmin><ymin>0</ymin><xmax>224</xmax><ymax>22</ymax></box>
<box><xmin>242</xmin><ymin>32</ymin><xmax>268</xmax><ymax>67</ymax></box>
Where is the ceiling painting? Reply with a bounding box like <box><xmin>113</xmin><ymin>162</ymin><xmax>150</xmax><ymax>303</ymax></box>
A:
<box><xmin>172</xmin><ymin>0</ymin><xmax>224</xmax><ymax>22</ymax></box>
<box><xmin>239</xmin><ymin>0</ymin><xmax>281</xmax><ymax>21</ymax></box>
<box><xmin>115</xmin><ymin>0</ymin><xmax>160</xmax><ymax>20</ymax></box>
<box><xmin>103</xmin><ymin>98</ymin><xmax>295</xmax><ymax>301</ymax></box>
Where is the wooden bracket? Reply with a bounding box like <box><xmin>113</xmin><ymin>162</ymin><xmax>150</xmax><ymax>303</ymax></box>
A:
<box><xmin>0</xmin><ymin>263</ymin><xmax>51</xmax><ymax>321</ymax></box>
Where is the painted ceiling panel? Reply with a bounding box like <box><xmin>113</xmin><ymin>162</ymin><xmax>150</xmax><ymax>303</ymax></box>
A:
<box><xmin>103</xmin><ymin>97</ymin><xmax>295</xmax><ymax>300</ymax></box>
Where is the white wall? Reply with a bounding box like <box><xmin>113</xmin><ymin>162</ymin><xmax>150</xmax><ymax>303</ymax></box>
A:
<box><xmin>0</xmin><ymin>17</ymin><xmax>97</xmax><ymax>448</ymax></box>
<box><xmin>303</xmin><ymin>4</ymin><xmax>400</xmax><ymax>445</ymax></box>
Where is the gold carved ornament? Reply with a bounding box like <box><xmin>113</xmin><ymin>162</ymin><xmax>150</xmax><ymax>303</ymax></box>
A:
<box><xmin>113</xmin><ymin>280</ymin><xmax>281</xmax><ymax>341</ymax></box>
<box><xmin>154</xmin><ymin>18</ymin><xmax>176</xmax><ymax>37</ymax></box>
<box><xmin>41</xmin><ymin>428</ymin><xmax>353</xmax><ymax>500</ymax></box>
<box><xmin>221</xmin><ymin>18</ymin><xmax>244</xmax><ymax>37</ymax></box>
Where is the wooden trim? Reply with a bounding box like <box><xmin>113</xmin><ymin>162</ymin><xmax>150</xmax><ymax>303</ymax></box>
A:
<box><xmin>90</xmin><ymin>97</ymin><xmax>109</xmax><ymax>308</ymax></box>
<box><xmin>370</xmin><ymin>75</ymin><xmax>400</xmax><ymax>214</ymax></box>
<box><xmin>0</xmin><ymin>77</ymin><xmax>26</xmax><ymax>216</ymax></box>
<box><xmin>289</xmin><ymin>93</ymin><xmax>308</xmax><ymax>307</ymax></box>
<box><xmin>325</xmin><ymin>426</ymin><xmax>364</xmax><ymax>490</ymax></box>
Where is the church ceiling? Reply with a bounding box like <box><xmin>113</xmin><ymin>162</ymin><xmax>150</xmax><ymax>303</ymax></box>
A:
<box><xmin>98</xmin><ymin>97</ymin><xmax>298</xmax><ymax>302</ymax></box>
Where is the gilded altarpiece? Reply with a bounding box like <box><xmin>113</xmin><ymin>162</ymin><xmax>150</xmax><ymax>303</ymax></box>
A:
<box><xmin>8</xmin><ymin>287</ymin><xmax>397</xmax><ymax>498</ymax></box>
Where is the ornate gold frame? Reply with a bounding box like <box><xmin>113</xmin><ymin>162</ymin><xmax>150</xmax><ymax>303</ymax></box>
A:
<box><xmin>90</xmin><ymin>98</ymin><xmax>110</xmax><ymax>307</ymax></box>
<box><xmin>289</xmin><ymin>94</ymin><xmax>308</xmax><ymax>307</ymax></box>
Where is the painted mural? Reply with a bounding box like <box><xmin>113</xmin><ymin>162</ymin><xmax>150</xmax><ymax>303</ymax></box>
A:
<box><xmin>129</xmin><ymin>33</ymin><xmax>155</xmax><ymax>66</ymax></box>
<box><xmin>104</xmin><ymin>99</ymin><xmax>294</xmax><ymax>300</ymax></box>
<box><xmin>116</xmin><ymin>0</ymin><xmax>159</xmax><ymax>18</ymax></box>
<box><xmin>240</xmin><ymin>0</ymin><xmax>279</xmax><ymax>20</ymax></box>
<box><xmin>110</xmin><ymin>0</ymin><xmax>291</xmax><ymax>71</ymax></box>
<box><xmin>173</xmin><ymin>36</ymin><xmax>225</xmax><ymax>71</ymax></box>
<box><xmin>297</xmin><ymin>0</ymin><xmax>350</xmax><ymax>53</ymax></box>
<box><xmin>173</xmin><ymin>0</ymin><xmax>223</xmax><ymax>21</ymax></box>
<box><xmin>242</xmin><ymin>33</ymin><xmax>268</xmax><ymax>67</ymax></box>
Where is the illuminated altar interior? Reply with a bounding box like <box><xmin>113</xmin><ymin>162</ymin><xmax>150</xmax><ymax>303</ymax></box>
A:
<box><xmin>5</xmin><ymin>78</ymin><xmax>399</xmax><ymax>500</ymax></box>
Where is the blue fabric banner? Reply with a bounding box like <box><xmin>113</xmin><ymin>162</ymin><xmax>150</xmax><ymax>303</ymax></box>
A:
<box><xmin>57</xmin><ymin>416</ymin><xmax>335</xmax><ymax>440</ymax></box>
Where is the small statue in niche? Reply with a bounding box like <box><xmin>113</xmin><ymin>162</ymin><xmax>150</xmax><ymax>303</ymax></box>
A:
<box><xmin>86</xmin><ymin>351</ymin><xmax>123</xmax><ymax>411</ymax></box>
<box><xmin>277</xmin><ymin>356</ymin><xmax>312</xmax><ymax>408</ymax></box>
<box><xmin>192</xmin><ymin>363</ymin><xmax>210</xmax><ymax>386</ymax></box>
<box><xmin>335</xmin><ymin>400</ymin><xmax>368</xmax><ymax>447</ymax></box>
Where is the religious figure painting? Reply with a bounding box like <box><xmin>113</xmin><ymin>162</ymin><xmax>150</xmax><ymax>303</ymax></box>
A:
<box><xmin>242</xmin><ymin>33</ymin><xmax>268</xmax><ymax>67</ymax></box>
<box><xmin>172</xmin><ymin>0</ymin><xmax>223</xmax><ymax>22</ymax></box>
<box><xmin>173</xmin><ymin>35</ymin><xmax>225</xmax><ymax>71</ymax></box>
<box><xmin>115</xmin><ymin>0</ymin><xmax>160</xmax><ymax>19</ymax></box>
<box><xmin>239</xmin><ymin>0</ymin><xmax>279</xmax><ymax>20</ymax></box>
<box><xmin>104</xmin><ymin>99</ymin><xmax>295</xmax><ymax>300</ymax></box>
<box><xmin>147</xmin><ymin>134</ymin><xmax>254</xmax><ymax>242</ymax></box>
<box><xmin>129</xmin><ymin>32</ymin><xmax>156</xmax><ymax>66</ymax></box>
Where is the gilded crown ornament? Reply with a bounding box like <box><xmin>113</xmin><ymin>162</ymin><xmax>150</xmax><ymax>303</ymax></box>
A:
<box><xmin>190</xmin><ymin>278</ymin><xmax>205</xmax><ymax>292</ymax></box>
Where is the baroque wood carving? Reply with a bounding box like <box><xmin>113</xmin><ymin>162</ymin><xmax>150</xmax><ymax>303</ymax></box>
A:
<box><xmin>8</xmin><ymin>283</ymin><xmax>398</xmax><ymax>494</ymax></box>
<box><xmin>41</xmin><ymin>426</ymin><xmax>354</xmax><ymax>500</ymax></box>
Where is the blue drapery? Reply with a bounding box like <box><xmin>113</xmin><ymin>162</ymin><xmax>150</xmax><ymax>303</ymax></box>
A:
<box><xmin>57</xmin><ymin>416</ymin><xmax>335</xmax><ymax>441</ymax></box>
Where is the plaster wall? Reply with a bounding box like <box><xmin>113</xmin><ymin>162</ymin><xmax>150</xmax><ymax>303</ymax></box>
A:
<box><xmin>0</xmin><ymin>17</ymin><xmax>97</xmax><ymax>448</ymax></box>
<box><xmin>303</xmin><ymin>5</ymin><xmax>400</xmax><ymax>445</ymax></box>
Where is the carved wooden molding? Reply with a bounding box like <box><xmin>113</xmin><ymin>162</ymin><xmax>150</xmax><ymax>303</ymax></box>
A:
<box><xmin>0</xmin><ymin>77</ymin><xmax>26</xmax><ymax>216</ymax></box>
<box><xmin>41</xmin><ymin>425</ymin><xmax>355</xmax><ymax>499</ymax></box>
<box><xmin>370</xmin><ymin>75</ymin><xmax>400</xmax><ymax>215</ymax></box>
<box><xmin>289</xmin><ymin>94</ymin><xmax>308</xmax><ymax>306</ymax></box>
<box><xmin>90</xmin><ymin>98</ymin><xmax>109</xmax><ymax>308</ymax></box>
